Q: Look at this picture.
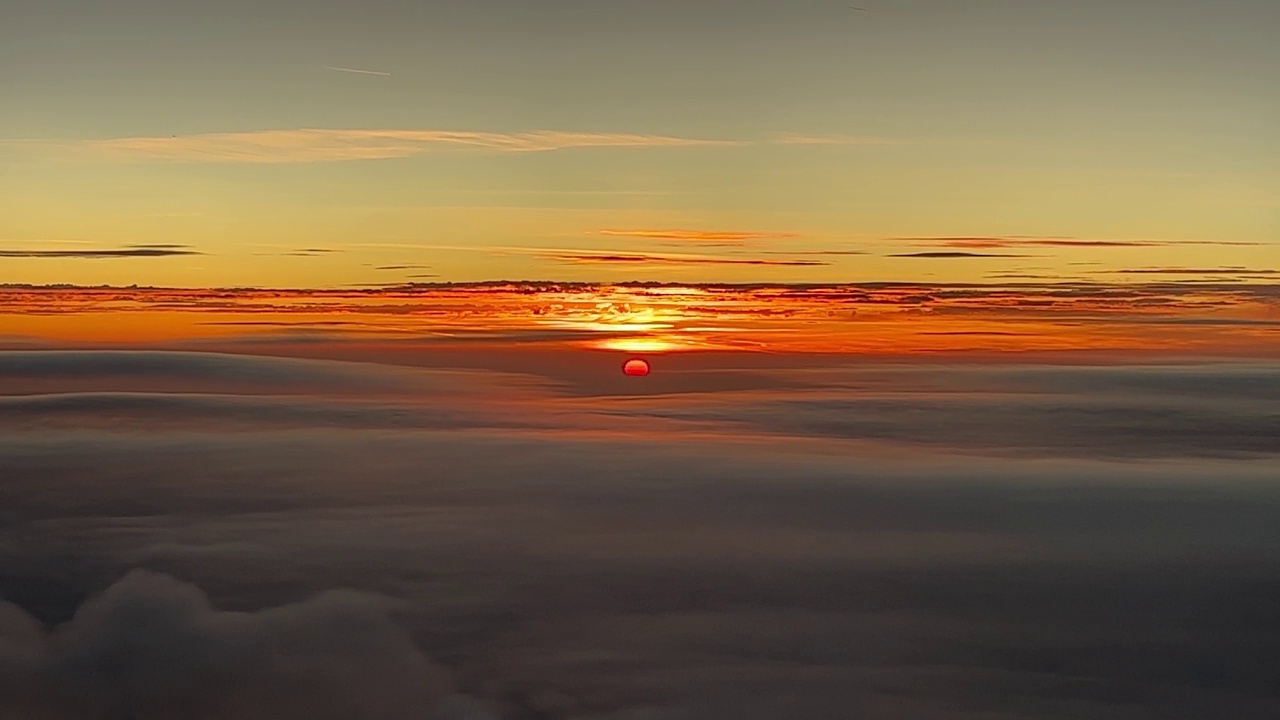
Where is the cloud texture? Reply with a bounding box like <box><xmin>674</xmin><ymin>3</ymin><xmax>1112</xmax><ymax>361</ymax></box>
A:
<box><xmin>0</xmin><ymin>571</ymin><xmax>460</xmax><ymax>719</ymax></box>
<box><xmin>1</xmin><ymin>350</ymin><xmax>1279</xmax><ymax>719</ymax></box>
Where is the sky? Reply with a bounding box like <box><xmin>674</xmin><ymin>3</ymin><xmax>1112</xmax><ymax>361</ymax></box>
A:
<box><xmin>2</xmin><ymin>0</ymin><xmax>1278</xmax><ymax>290</ymax></box>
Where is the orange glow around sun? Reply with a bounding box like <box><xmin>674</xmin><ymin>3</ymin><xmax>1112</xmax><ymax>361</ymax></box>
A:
<box><xmin>0</xmin><ymin>281</ymin><xmax>1276</xmax><ymax>358</ymax></box>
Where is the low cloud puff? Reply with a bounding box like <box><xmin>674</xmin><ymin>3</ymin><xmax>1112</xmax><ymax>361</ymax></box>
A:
<box><xmin>0</xmin><ymin>570</ymin><xmax>460</xmax><ymax>719</ymax></box>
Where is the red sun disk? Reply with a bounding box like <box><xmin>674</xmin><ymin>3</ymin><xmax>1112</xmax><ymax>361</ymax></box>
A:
<box><xmin>623</xmin><ymin>358</ymin><xmax>650</xmax><ymax>376</ymax></box>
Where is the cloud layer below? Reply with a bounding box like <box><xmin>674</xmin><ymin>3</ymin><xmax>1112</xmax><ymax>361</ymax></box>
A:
<box><xmin>2</xmin><ymin>350</ymin><xmax>1279</xmax><ymax>719</ymax></box>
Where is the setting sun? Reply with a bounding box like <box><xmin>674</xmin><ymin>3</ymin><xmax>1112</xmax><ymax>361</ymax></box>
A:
<box><xmin>622</xmin><ymin>358</ymin><xmax>651</xmax><ymax>376</ymax></box>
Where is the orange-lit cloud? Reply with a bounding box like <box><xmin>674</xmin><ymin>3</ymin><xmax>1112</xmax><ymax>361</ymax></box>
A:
<box><xmin>1</xmin><ymin>281</ymin><xmax>1275</xmax><ymax>357</ymax></box>
<box><xmin>70</xmin><ymin>129</ymin><xmax>742</xmax><ymax>163</ymax></box>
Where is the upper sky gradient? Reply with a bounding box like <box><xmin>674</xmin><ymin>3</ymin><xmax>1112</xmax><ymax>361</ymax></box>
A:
<box><xmin>2</xmin><ymin>0</ymin><xmax>1277</xmax><ymax>287</ymax></box>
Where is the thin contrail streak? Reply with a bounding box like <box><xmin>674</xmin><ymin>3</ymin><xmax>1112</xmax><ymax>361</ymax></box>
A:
<box><xmin>323</xmin><ymin>66</ymin><xmax>392</xmax><ymax>76</ymax></box>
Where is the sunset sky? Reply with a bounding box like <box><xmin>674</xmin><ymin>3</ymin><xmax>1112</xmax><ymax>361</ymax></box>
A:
<box><xmin>3</xmin><ymin>0</ymin><xmax>1277</xmax><ymax>292</ymax></box>
<box><xmin>4</xmin><ymin>4</ymin><xmax>1280</xmax><ymax>718</ymax></box>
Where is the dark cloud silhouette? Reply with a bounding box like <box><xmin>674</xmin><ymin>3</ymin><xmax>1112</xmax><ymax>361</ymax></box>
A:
<box><xmin>0</xmin><ymin>246</ymin><xmax>201</xmax><ymax>258</ymax></box>
<box><xmin>546</xmin><ymin>252</ymin><xmax>828</xmax><ymax>266</ymax></box>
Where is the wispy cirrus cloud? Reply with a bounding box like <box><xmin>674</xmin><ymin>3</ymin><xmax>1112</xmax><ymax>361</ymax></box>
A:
<box><xmin>0</xmin><ymin>244</ymin><xmax>201</xmax><ymax>258</ymax></box>
<box><xmin>12</xmin><ymin>128</ymin><xmax>908</xmax><ymax>164</ymax></box>
<box><xmin>254</xmin><ymin>248</ymin><xmax>339</xmax><ymax>257</ymax></box>
<box><xmin>65</xmin><ymin>128</ymin><xmax>741</xmax><ymax>164</ymax></box>
<box><xmin>323</xmin><ymin>65</ymin><xmax>392</xmax><ymax>76</ymax></box>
